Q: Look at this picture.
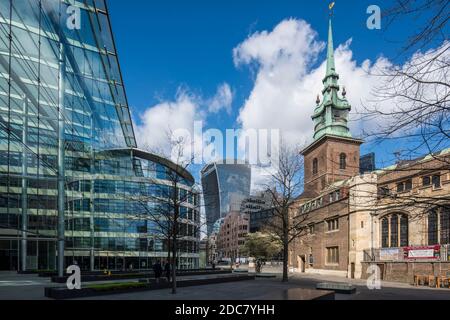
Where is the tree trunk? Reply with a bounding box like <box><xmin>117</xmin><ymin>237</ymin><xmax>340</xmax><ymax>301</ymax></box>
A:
<box><xmin>282</xmin><ymin>211</ymin><xmax>289</xmax><ymax>282</ymax></box>
<box><xmin>282</xmin><ymin>240</ymin><xmax>289</xmax><ymax>282</ymax></box>
<box><xmin>167</xmin><ymin>238</ymin><xmax>171</xmax><ymax>262</ymax></box>
<box><xmin>171</xmin><ymin>235</ymin><xmax>177</xmax><ymax>294</ymax></box>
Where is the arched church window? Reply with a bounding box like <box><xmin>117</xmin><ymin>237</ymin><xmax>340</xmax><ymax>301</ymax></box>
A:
<box><xmin>313</xmin><ymin>158</ymin><xmax>318</xmax><ymax>175</ymax></box>
<box><xmin>428</xmin><ymin>209</ymin><xmax>438</xmax><ymax>245</ymax></box>
<box><xmin>381</xmin><ymin>213</ymin><xmax>409</xmax><ymax>248</ymax></box>
<box><xmin>390</xmin><ymin>215</ymin><xmax>399</xmax><ymax>247</ymax></box>
<box><xmin>381</xmin><ymin>218</ymin><xmax>389</xmax><ymax>248</ymax></box>
<box><xmin>441</xmin><ymin>206</ymin><xmax>450</xmax><ymax>245</ymax></box>
<box><xmin>339</xmin><ymin>153</ymin><xmax>347</xmax><ymax>170</ymax></box>
<box><xmin>427</xmin><ymin>206</ymin><xmax>450</xmax><ymax>245</ymax></box>
<box><xmin>400</xmin><ymin>215</ymin><xmax>409</xmax><ymax>247</ymax></box>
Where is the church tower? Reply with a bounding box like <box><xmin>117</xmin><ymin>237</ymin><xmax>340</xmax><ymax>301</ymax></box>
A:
<box><xmin>302</xmin><ymin>18</ymin><xmax>363</xmax><ymax>195</ymax></box>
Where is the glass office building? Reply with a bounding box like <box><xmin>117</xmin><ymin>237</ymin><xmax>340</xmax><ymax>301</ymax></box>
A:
<box><xmin>201</xmin><ymin>162</ymin><xmax>251</xmax><ymax>235</ymax></box>
<box><xmin>0</xmin><ymin>0</ymin><xmax>200</xmax><ymax>271</ymax></box>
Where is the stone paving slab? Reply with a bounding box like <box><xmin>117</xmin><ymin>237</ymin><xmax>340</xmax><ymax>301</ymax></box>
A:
<box><xmin>1</xmin><ymin>271</ymin><xmax>450</xmax><ymax>300</ymax></box>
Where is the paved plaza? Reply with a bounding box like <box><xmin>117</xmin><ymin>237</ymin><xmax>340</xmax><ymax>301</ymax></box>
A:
<box><xmin>0</xmin><ymin>271</ymin><xmax>450</xmax><ymax>300</ymax></box>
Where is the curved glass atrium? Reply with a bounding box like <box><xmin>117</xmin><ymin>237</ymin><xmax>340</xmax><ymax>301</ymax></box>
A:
<box><xmin>0</xmin><ymin>0</ymin><xmax>200</xmax><ymax>271</ymax></box>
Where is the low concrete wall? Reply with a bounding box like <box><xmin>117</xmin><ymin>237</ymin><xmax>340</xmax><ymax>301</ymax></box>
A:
<box><xmin>361</xmin><ymin>261</ymin><xmax>450</xmax><ymax>284</ymax></box>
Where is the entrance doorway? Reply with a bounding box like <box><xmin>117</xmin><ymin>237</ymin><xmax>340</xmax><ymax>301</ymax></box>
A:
<box><xmin>0</xmin><ymin>250</ymin><xmax>10</xmax><ymax>270</ymax></box>
<box><xmin>377</xmin><ymin>264</ymin><xmax>385</xmax><ymax>280</ymax></box>
<box><xmin>350</xmin><ymin>263</ymin><xmax>355</xmax><ymax>279</ymax></box>
<box><xmin>298</xmin><ymin>255</ymin><xmax>306</xmax><ymax>273</ymax></box>
<box><xmin>0</xmin><ymin>241</ymin><xmax>18</xmax><ymax>271</ymax></box>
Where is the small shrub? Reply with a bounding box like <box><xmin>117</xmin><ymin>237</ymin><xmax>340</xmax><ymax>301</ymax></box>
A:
<box><xmin>88</xmin><ymin>282</ymin><xmax>149</xmax><ymax>292</ymax></box>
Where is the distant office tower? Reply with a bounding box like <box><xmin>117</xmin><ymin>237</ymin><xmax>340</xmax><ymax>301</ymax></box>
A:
<box><xmin>239</xmin><ymin>192</ymin><xmax>272</xmax><ymax>216</ymax></box>
<box><xmin>201</xmin><ymin>162</ymin><xmax>251</xmax><ymax>235</ymax></box>
<box><xmin>360</xmin><ymin>153</ymin><xmax>376</xmax><ymax>174</ymax></box>
<box><xmin>239</xmin><ymin>192</ymin><xmax>272</xmax><ymax>233</ymax></box>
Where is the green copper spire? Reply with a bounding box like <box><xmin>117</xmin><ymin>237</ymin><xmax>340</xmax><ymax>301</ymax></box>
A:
<box><xmin>326</xmin><ymin>19</ymin><xmax>336</xmax><ymax>77</ymax></box>
<box><xmin>311</xmin><ymin>18</ymin><xmax>352</xmax><ymax>141</ymax></box>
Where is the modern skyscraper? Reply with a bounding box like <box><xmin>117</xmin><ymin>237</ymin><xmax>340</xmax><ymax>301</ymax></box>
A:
<box><xmin>360</xmin><ymin>153</ymin><xmax>376</xmax><ymax>174</ymax></box>
<box><xmin>201</xmin><ymin>161</ymin><xmax>251</xmax><ymax>235</ymax></box>
<box><xmin>0</xmin><ymin>0</ymin><xmax>200</xmax><ymax>272</ymax></box>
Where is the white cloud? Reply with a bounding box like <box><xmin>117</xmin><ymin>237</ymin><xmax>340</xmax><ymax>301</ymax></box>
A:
<box><xmin>232</xmin><ymin>18</ymin><xmax>450</xmax><ymax>192</ymax></box>
<box><xmin>134</xmin><ymin>83</ymin><xmax>234</xmax><ymax>161</ymax></box>
<box><xmin>134</xmin><ymin>17</ymin><xmax>447</xmax><ymax>191</ymax></box>
<box><xmin>233</xmin><ymin>18</ymin><xmax>394</xmax><ymax>149</ymax></box>
<box><xmin>134</xmin><ymin>89</ymin><xmax>202</xmax><ymax>155</ymax></box>
<box><xmin>208</xmin><ymin>83</ymin><xmax>234</xmax><ymax>114</ymax></box>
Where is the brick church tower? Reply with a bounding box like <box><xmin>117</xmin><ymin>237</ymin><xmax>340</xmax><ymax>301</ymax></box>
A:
<box><xmin>302</xmin><ymin>19</ymin><xmax>363</xmax><ymax>195</ymax></box>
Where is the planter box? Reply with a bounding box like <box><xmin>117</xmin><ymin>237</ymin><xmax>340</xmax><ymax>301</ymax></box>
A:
<box><xmin>51</xmin><ymin>273</ymin><xmax>151</xmax><ymax>283</ymax></box>
<box><xmin>254</xmin><ymin>273</ymin><xmax>277</xmax><ymax>278</ymax></box>
<box><xmin>45</xmin><ymin>275</ymin><xmax>256</xmax><ymax>300</ymax></box>
<box><xmin>18</xmin><ymin>270</ymin><xmax>56</xmax><ymax>275</ymax></box>
<box><xmin>51</xmin><ymin>270</ymin><xmax>232</xmax><ymax>283</ymax></box>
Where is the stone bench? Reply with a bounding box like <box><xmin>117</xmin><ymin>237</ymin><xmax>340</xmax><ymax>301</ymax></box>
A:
<box><xmin>316</xmin><ymin>283</ymin><xmax>357</xmax><ymax>294</ymax></box>
<box><xmin>233</xmin><ymin>270</ymin><xmax>249</xmax><ymax>275</ymax></box>
<box><xmin>286</xmin><ymin>288</ymin><xmax>335</xmax><ymax>300</ymax></box>
<box><xmin>259</xmin><ymin>288</ymin><xmax>335</xmax><ymax>300</ymax></box>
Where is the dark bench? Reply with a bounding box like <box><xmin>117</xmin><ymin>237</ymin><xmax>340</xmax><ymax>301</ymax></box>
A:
<box><xmin>316</xmin><ymin>283</ymin><xmax>357</xmax><ymax>294</ymax></box>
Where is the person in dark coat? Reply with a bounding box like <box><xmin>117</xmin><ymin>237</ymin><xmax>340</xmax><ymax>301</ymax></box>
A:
<box><xmin>164</xmin><ymin>261</ymin><xmax>171</xmax><ymax>282</ymax></box>
<box><xmin>153</xmin><ymin>260</ymin><xmax>163</xmax><ymax>283</ymax></box>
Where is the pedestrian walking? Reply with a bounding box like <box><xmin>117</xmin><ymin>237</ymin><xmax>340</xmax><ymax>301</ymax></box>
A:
<box><xmin>164</xmin><ymin>261</ymin><xmax>171</xmax><ymax>282</ymax></box>
<box><xmin>153</xmin><ymin>260</ymin><xmax>163</xmax><ymax>284</ymax></box>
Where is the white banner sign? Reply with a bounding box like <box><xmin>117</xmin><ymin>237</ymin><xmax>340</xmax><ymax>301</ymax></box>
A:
<box><xmin>380</xmin><ymin>248</ymin><xmax>400</xmax><ymax>261</ymax></box>
<box><xmin>408</xmin><ymin>249</ymin><xmax>435</xmax><ymax>259</ymax></box>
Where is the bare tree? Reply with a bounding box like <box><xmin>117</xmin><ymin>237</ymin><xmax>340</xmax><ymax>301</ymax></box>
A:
<box><xmin>360</xmin><ymin>0</ymin><xmax>449</xmax><ymax>163</ymax></box>
<box><xmin>383</xmin><ymin>0</ymin><xmax>449</xmax><ymax>54</ymax></box>
<box><xmin>354</xmin><ymin>0</ymin><xmax>450</xmax><ymax>218</ymax></box>
<box><xmin>256</xmin><ymin>142</ymin><xmax>309</xmax><ymax>282</ymax></box>
<box><xmin>125</xmin><ymin>132</ymin><xmax>202</xmax><ymax>294</ymax></box>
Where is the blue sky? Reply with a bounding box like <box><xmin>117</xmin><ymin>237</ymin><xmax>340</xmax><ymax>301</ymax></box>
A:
<box><xmin>107</xmin><ymin>0</ymin><xmax>442</xmax><ymax>183</ymax></box>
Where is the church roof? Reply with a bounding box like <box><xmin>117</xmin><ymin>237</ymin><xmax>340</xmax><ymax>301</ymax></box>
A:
<box><xmin>373</xmin><ymin>148</ymin><xmax>450</xmax><ymax>175</ymax></box>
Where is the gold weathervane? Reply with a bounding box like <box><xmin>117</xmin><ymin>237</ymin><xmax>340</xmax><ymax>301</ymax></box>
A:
<box><xmin>329</xmin><ymin>1</ymin><xmax>336</xmax><ymax>16</ymax></box>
